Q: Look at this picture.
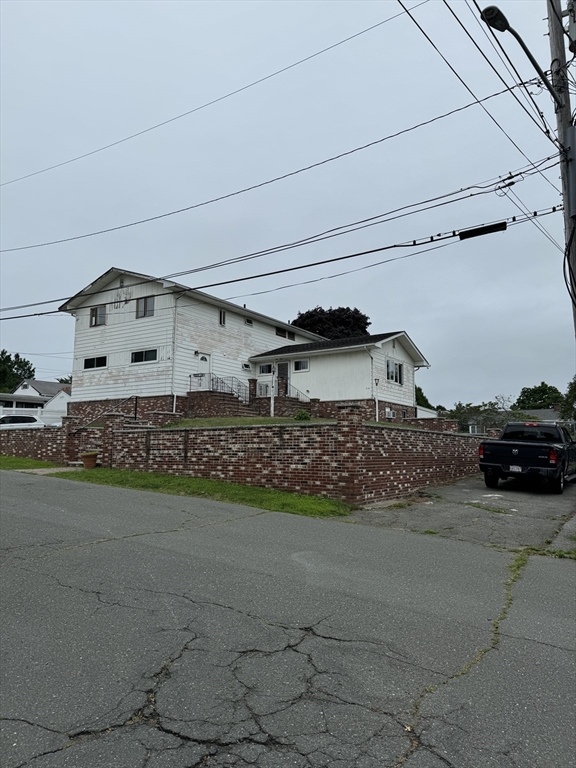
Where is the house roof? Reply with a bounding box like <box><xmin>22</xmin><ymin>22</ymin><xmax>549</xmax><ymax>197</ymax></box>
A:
<box><xmin>0</xmin><ymin>392</ymin><xmax>50</xmax><ymax>404</ymax></box>
<box><xmin>521</xmin><ymin>408</ymin><xmax>562</xmax><ymax>421</ymax></box>
<box><xmin>15</xmin><ymin>380</ymin><xmax>70</xmax><ymax>397</ymax></box>
<box><xmin>250</xmin><ymin>332</ymin><xmax>430</xmax><ymax>367</ymax></box>
<box><xmin>58</xmin><ymin>267</ymin><xmax>324</xmax><ymax>341</ymax></box>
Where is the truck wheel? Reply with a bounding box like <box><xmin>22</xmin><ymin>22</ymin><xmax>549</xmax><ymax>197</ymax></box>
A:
<box><xmin>484</xmin><ymin>473</ymin><xmax>499</xmax><ymax>489</ymax></box>
<box><xmin>550</xmin><ymin>469</ymin><xmax>565</xmax><ymax>495</ymax></box>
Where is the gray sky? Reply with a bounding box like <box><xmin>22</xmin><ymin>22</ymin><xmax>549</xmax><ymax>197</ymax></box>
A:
<box><xmin>1</xmin><ymin>0</ymin><xmax>574</xmax><ymax>408</ymax></box>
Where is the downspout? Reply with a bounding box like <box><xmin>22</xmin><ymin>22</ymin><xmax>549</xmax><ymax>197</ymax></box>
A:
<box><xmin>171</xmin><ymin>294</ymin><xmax>181</xmax><ymax>413</ymax></box>
<box><xmin>364</xmin><ymin>348</ymin><xmax>376</xmax><ymax>421</ymax></box>
<box><xmin>270</xmin><ymin>362</ymin><xmax>276</xmax><ymax>417</ymax></box>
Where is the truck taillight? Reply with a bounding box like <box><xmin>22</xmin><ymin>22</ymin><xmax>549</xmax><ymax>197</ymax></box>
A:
<box><xmin>549</xmin><ymin>448</ymin><xmax>558</xmax><ymax>465</ymax></box>
<box><xmin>479</xmin><ymin>445</ymin><xmax>484</xmax><ymax>459</ymax></box>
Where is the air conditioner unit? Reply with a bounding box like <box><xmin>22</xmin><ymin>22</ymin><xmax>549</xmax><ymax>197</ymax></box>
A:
<box><xmin>386</xmin><ymin>408</ymin><xmax>396</xmax><ymax>418</ymax></box>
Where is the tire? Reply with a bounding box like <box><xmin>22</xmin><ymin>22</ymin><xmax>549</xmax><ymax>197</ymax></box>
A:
<box><xmin>550</xmin><ymin>468</ymin><xmax>565</xmax><ymax>495</ymax></box>
<box><xmin>484</xmin><ymin>472</ymin><xmax>499</xmax><ymax>489</ymax></box>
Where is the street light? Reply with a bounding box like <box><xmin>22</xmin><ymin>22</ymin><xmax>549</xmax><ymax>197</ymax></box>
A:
<box><xmin>480</xmin><ymin>5</ymin><xmax>564</xmax><ymax>109</ymax></box>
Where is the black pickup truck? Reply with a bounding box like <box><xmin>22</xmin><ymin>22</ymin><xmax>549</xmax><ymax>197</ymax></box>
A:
<box><xmin>479</xmin><ymin>422</ymin><xmax>576</xmax><ymax>494</ymax></box>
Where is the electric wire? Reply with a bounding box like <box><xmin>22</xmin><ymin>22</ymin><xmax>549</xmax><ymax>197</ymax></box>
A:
<box><xmin>500</xmin><ymin>187</ymin><xmax>564</xmax><ymax>251</ymax></box>
<box><xmin>0</xmin><ymin>1</ymin><xmax>432</xmax><ymax>188</ymax></box>
<box><xmin>0</xmin><ymin>82</ymin><xmax>548</xmax><ymax>255</ymax></box>
<box><xmin>469</xmin><ymin>0</ymin><xmax>557</xmax><ymax>137</ymax></box>
<box><xmin>0</xmin><ymin>157</ymin><xmax>559</xmax><ymax>313</ymax></box>
<box><xmin>398</xmin><ymin>0</ymin><xmax>561</xmax><ymax>195</ymax></box>
<box><xmin>0</xmin><ymin>206</ymin><xmax>561</xmax><ymax>321</ymax></box>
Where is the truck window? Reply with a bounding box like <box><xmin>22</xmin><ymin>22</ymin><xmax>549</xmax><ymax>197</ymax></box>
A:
<box><xmin>501</xmin><ymin>426</ymin><xmax>562</xmax><ymax>442</ymax></box>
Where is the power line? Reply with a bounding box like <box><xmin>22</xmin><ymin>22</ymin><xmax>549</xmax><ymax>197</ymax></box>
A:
<box><xmin>468</xmin><ymin>0</ymin><xmax>557</xmax><ymax>138</ymax></box>
<box><xmin>0</xmin><ymin>206</ymin><xmax>561</xmax><ymax>321</ymax></box>
<box><xmin>0</xmin><ymin>1</ymin><xmax>430</xmax><ymax>188</ymax></box>
<box><xmin>0</xmin><ymin>157</ymin><xmax>558</xmax><ymax>313</ymax></box>
<box><xmin>444</xmin><ymin>0</ymin><xmax>557</xmax><ymax>143</ymax></box>
<box><xmin>499</xmin><ymin>187</ymin><xmax>563</xmax><ymax>251</ymax></box>
<box><xmin>0</xmin><ymin>83</ymin><xmax>544</xmax><ymax>254</ymax></box>
<box><xmin>398</xmin><ymin>0</ymin><xmax>561</xmax><ymax>195</ymax></box>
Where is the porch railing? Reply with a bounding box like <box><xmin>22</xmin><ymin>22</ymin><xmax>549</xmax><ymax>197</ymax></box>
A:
<box><xmin>256</xmin><ymin>382</ymin><xmax>310</xmax><ymax>403</ymax></box>
<box><xmin>194</xmin><ymin>374</ymin><xmax>249</xmax><ymax>404</ymax></box>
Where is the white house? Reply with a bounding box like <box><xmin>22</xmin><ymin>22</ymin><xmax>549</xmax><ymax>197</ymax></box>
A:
<box><xmin>59</xmin><ymin>268</ymin><xmax>429</xmax><ymax>422</ymax></box>
<box><xmin>0</xmin><ymin>380</ymin><xmax>70</xmax><ymax>424</ymax></box>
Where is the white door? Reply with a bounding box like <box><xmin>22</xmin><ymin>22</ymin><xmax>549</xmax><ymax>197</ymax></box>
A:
<box><xmin>198</xmin><ymin>354</ymin><xmax>211</xmax><ymax>389</ymax></box>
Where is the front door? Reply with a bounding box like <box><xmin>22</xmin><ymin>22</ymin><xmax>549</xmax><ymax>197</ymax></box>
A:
<box><xmin>277</xmin><ymin>362</ymin><xmax>289</xmax><ymax>396</ymax></box>
<box><xmin>198</xmin><ymin>353</ymin><xmax>211</xmax><ymax>389</ymax></box>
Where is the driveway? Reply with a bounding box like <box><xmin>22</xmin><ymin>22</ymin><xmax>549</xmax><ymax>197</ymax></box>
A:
<box><xmin>1</xmin><ymin>471</ymin><xmax>574</xmax><ymax>767</ymax></box>
<box><xmin>352</xmin><ymin>474</ymin><xmax>576</xmax><ymax>550</ymax></box>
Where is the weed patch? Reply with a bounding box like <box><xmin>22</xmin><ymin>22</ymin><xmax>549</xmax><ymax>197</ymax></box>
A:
<box><xmin>48</xmin><ymin>468</ymin><xmax>350</xmax><ymax>518</ymax></box>
<box><xmin>0</xmin><ymin>455</ymin><xmax>59</xmax><ymax>470</ymax></box>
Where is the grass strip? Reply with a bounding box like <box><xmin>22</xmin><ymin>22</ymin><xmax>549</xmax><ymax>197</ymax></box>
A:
<box><xmin>48</xmin><ymin>468</ymin><xmax>350</xmax><ymax>518</ymax></box>
<box><xmin>0</xmin><ymin>455</ymin><xmax>60</xmax><ymax>470</ymax></box>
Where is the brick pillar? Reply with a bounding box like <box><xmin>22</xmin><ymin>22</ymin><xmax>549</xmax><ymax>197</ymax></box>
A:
<box><xmin>100</xmin><ymin>413</ymin><xmax>126</xmax><ymax>469</ymax></box>
<box><xmin>336</xmin><ymin>404</ymin><xmax>363</xmax><ymax>503</ymax></box>
<box><xmin>62</xmin><ymin>416</ymin><xmax>82</xmax><ymax>463</ymax></box>
<box><xmin>309</xmin><ymin>398</ymin><xmax>320</xmax><ymax>418</ymax></box>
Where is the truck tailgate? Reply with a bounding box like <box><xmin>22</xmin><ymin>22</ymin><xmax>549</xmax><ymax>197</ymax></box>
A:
<box><xmin>481</xmin><ymin>440</ymin><xmax>555</xmax><ymax>470</ymax></box>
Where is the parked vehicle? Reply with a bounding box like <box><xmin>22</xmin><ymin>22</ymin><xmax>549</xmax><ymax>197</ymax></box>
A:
<box><xmin>479</xmin><ymin>422</ymin><xmax>576</xmax><ymax>494</ymax></box>
<box><xmin>0</xmin><ymin>415</ymin><xmax>48</xmax><ymax>429</ymax></box>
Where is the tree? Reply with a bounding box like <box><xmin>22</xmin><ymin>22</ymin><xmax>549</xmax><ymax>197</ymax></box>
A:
<box><xmin>415</xmin><ymin>385</ymin><xmax>433</xmax><ymax>409</ymax></box>
<box><xmin>0</xmin><ymin>350</ymin><xmax>35</xmax><ymax>392</ymax></box>
<box><xmin>560</xmin><ymin>376</ymin><xmax>575</xmax><ymax>419</ymax></box>
<box><xmin>514</xmin><ymin>381</ymin><xmax>564</xmax><ymax>410</ymax></box>
<box><xmin>57</xmin><ymin>375</ymin><xmax>72</xmax><ymax>384</ymax></box>
<box><xmin>291</xmin><ymin>306</ymin><xmax>371</xmax><ymax>339</ymax></box>
<box><xmin>445</xmin><ymin>395</ymin><xmax>531</xmax><ymax>432</ymax></box>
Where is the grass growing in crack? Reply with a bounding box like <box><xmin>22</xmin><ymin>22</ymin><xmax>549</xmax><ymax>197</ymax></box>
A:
<box><xmin>48</xmin><ymin>468</ymin><xmax>351</xmax><ymax>518</ymax></box>
<box><xmin>465</xmin><ymin>502</ymin><xmax>510</xmax><ymax>514</ymax></box>
<box><xmin>567</xmin><ymin>534</ymin><xmax>576</xmax><ymax>543</ymax></box>
<box><xmin>0</xmin><ymin>455</ymin><xmax>60</xmax><ymax>470</ymax></box>
<box><xmin>510</xmin><ymin>545</ymin><xmax>576</xmax><ymax>561</ymax></box>
<box><xmin>388</xmin><ymin>501</ymin><xmax>413</xmax><ymax>510</ymax></box>
<box><xmin>421</xmin><ymin>529</ymin><xmax>438</xmax><ymax>535</ymax></box>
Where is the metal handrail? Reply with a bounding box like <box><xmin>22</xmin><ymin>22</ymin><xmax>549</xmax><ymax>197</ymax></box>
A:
<box><xmin>198</xmin><ymin>374</ymin><xmax>249</xmax><ymax>404</ymax></box>
<box><xmin>256</xmin><ymin>381</ymin><xmax>310</xmax><ymax>403</ymax></box>
<box><xmin>72</xmin><ymin>394</ymin><xmax>138</xmax><ymax>432</ymax></box>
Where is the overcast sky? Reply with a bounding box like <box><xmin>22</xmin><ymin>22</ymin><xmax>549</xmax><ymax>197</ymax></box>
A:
<box><xmin>1</xmin><ymin>0</ymin><xmax>574</xmax><ymax>408</ymax></box>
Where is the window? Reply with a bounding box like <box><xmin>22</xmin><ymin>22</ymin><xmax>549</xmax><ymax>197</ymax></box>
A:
<box><xmin>136</xmin><ymin>297</ymin><xmax>154</xmax><ymax>318</ymax></box>
<box><xmin>386</xmin><ymin>360</ymin><xmax>403</xmax><ymax>384</ymax></box>
<box><xmin>84</xmin><ymin>356</ymin><xmax>107</xmax><ymax>369</ymax></box>
<box><xmin>219</xmin><ymin>309</ymin><xmax>226</xmax><ymax>326</ymax></box>
<box><xmin>294</xmin><ymin>359</ymin><xmax>309</xmax><ymax>372</ymax></box>
<box><xmin>90</xmin><ymin>306</ymin><xmax>106</xmax><ymax>327</ymax></box>
<box><xmin>244</xmin><ymin>318</ymin><xmax>253</xmax><ymax>326</ymax></box>
<box><xmin>131</xmin><ymin>349</ymin><xmax>158</xmax><ymax>364</ymax></box>
<box><xmin>275</xmin><ymin>328</ymin><xmax>296</xmax><ymax>340</ymax></box>
<box><xmin>242</xmin><ymin>363</ymin><xmax>251</xmax><ymax>371</ymax></box>
<box><xmin>259</xmin><ymin>364</ymin><xmax>272</xmax><ymax>374</ymax></box>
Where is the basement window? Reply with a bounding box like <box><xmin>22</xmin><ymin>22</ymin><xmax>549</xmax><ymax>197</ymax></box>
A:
<box><xmin>136</xmin><ymin>297</ymin><xmax>154</xmax><ymax>318</ymax></box>
<box><xmin>90</xmin><ymin>306</ymin><xmax>106</xmax><ymax>327</ymax></box>
<box><xmin>131</xmin><ymin>349</ymin><xmax>158</xmax><ymax>364</ymax></box>
<box><xmin>84</xmin><ymin>356</ymin><xmax>107</xmax><ymax>369</ymax></box>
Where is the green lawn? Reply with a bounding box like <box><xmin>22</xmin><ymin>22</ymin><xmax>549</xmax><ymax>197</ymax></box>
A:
<box><xmin>0</xmin><ymin>455</ymin><xmax>60</xmax><ymax>470</ymax></box>
<box><xmin>49</xmin><ymin>468</ymin><xmax>350</xmax><ymax>518</ymax></box>
<box><xmin>161</xmin><ymin>416</ymin><xmax>334</xmax><ymax>428</ymax></box>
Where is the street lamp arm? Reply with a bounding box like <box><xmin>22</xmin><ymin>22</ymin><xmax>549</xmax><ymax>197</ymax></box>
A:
<box><xmin>481</xmin><ymin>5</ymin><xmax>564</xmax><ymax>110</ymax></box>
<box><xmin>507</xmin><ymin>27</ymin><xmax>564</xmax><ymax>110</ymax></box>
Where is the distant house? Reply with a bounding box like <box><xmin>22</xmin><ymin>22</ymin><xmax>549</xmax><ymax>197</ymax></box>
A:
<box><xmin>0</xmin><ymin>380</ymin><xmax>70</xmax><ymax>424</ymax></box>
<box><xmin>58</xmin><ymin>267</ymin><xmax>430</xmax><ymax>422</ymax></box>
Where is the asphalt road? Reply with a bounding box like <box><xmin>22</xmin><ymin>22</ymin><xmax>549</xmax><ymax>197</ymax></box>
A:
<box><xmin>1</xmin><ymin>471</ymin><xmax>575</xmax><ymax>768</ymax></box>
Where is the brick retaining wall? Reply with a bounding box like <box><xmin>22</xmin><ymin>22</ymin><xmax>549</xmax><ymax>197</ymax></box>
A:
<box><xmin>1</xmin><ymin>406</ymin><xmax>481</xmax><ymax>503</ymax></box>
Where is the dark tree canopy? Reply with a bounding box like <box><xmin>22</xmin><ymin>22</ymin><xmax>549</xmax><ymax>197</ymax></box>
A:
<box><xmin>560</xmin><ymin>376</ymin><xmax>575</xmax><ymax>419</ymax></box>
<box><xmin>291</xmin><ymin>306</ymin><xmax>371</xmax><ymax>339</ymax></box>
<box><xmin>514</xmin><ymin>381</ymin><xmax>564</xmax><ymax>410</ymax></box>
<box><xmin>57</xmin><ymin>375</ymin><xmax>73</xmax><ymax>384</ymax></box>
<box><xmin>0</xmin><ymin>349</ymin><xmax>35</xmax><ymax>392</ymax></box>
<box><xmin>415</xmin><ymin>385</ymin><xmax>433</xmax><ymax>409</ymax></box>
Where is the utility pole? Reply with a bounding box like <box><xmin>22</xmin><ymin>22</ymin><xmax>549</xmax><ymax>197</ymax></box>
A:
<box><xmin>547</xmin><ymin>0</ymin><xmax>576</xmax><ymax>334</ymax></box>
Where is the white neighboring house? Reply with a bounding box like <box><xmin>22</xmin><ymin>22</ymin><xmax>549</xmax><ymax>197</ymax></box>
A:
<box><xmin>58</xmin><ymin>267</ymin><xmax>429</xmax><ymax>419</ymax></box>
<box><xmin>0</xmin><ymin>380</ymin><xmax>70</xmax><ymax>425</ymax></box>
<box><xmin>250</xmin><ymin>332</ymin><xmax>429</xmax><ymax>417</ymax></box>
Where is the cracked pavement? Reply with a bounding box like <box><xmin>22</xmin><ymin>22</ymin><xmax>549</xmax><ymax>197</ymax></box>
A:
<box><xmin>1</xmin><ymin>472</ymin><xmax>574</xmax><ymax>767</ymax></box>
